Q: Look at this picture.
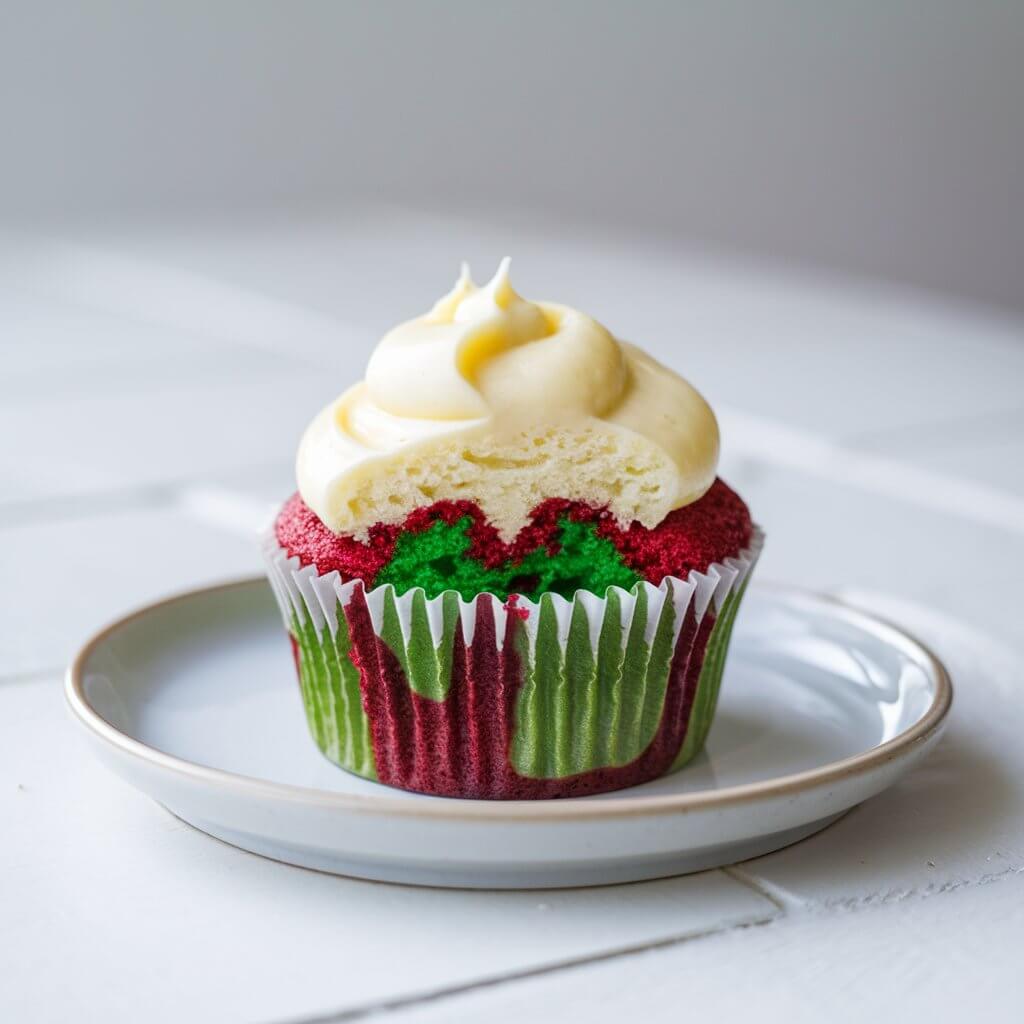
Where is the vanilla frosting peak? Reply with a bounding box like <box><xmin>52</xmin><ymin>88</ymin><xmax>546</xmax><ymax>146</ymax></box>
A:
<box><xmin>297</xmin><ymin>261</ymin><xmax>720</xmax><ymax>539</ymax></box>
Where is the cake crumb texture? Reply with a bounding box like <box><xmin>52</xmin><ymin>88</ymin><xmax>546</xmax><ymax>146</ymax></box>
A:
<box><xmin>275</xmin><ymin>478</ymin><xmax>752</xmax><ymax>601</ymax></box>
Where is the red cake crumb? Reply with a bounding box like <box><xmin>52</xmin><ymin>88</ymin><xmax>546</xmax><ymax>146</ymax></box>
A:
<box><xmin>503</xmin><ymin>594</ymin><xmax>530</xmax><ymax>621</ymax></box>
<box><xmin>592</xmin><ymin>479</ymin><xmax>754</xmax><ymax>584</ymax></box>
<box><xmin>274</xmin><ymin>478</ymin><xmax>753</xmax><ymax>587</ymax></box>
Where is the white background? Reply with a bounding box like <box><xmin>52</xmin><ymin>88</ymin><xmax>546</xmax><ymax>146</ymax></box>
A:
<box><xmin>2</xmin><ymin>1</ymin><xmax>1023</xmax><ymax>312</ymax></box>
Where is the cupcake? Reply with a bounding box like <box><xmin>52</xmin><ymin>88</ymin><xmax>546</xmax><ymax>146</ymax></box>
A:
<box><xmin>264</xmin><ymin>259</ymin><xmax>762</xmax><ymax>799</ymax></box>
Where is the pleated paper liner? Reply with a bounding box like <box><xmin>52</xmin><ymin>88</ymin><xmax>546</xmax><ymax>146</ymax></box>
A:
<box><xmin>264</xmin><ymin>527</ymin><xmax>763</xmax><ymax>799</ymax></box>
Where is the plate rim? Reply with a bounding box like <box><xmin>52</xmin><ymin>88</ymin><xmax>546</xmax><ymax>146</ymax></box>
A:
<box><xmin>65</xmin><ymin>576</ymin><xmax>952</xmax><ymax>823</ymax></box>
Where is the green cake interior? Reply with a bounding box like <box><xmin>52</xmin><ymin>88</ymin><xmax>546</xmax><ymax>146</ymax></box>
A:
<box><xmin>374</xmin><ymin>515</ymin><xmax>641</xmax><ymax>602</ymax></box>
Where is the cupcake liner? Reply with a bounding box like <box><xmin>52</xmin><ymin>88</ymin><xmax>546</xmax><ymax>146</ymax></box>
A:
<box><xmin>263</xmin><ymin>526</ymin><xmax>763</xmax><ymax>799</ymax></box>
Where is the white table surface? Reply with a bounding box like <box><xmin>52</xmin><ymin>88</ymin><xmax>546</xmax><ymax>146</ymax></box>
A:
<box><xmin>2</xmin><ymin>205</ymin><xmax>1023</xmax><ymax>1023</ymax></box>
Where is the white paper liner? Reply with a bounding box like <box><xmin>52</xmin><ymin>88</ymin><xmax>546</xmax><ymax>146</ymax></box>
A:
<box><xmin>263</xmin><ymin>524</ymin><xmax>764</xmax><ymax>659</ymax></box>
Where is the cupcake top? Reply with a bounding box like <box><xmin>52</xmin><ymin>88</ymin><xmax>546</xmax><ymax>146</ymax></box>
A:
<box><xmin>297</xmin><ymin>260</ymin><xmax>719</xmax><ymax>541</ymax></box>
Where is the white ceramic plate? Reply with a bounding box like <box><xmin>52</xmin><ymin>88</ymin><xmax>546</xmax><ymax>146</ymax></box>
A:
<box><xmin>67</xmin><ymin>580</ymin><xmax>951</xmax><ymax>889</ymax></box>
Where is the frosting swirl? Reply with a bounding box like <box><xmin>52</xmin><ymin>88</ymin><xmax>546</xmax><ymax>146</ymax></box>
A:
<box><xmin>297</xmin><ymin>260</ymin><xmax>719</xmax><ymax>539</ymax></box>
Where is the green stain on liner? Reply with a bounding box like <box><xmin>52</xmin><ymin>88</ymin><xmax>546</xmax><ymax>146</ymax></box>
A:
<box><xmin>375</xmin><ymin>586</ymin><xmax>463</xmax><ymax>702</ymax></box>
<box><xmin>289</xmin><ymin>608</ymin><xmax>376</xmax><ymax>779</ymax></box>
<box><xmin>672</xmin><ymin>579</ymin><xmax>750</xmax><ymax>771</ymax></box>
<box><xmin>593</xmin><ymin>587</ymin><xmax>626</xmax><ymax>767</ymax></box>
<box><xmin>509</xmin><ymin>581</ymin><xmax>684</xmax><ymax>779</ymax></box>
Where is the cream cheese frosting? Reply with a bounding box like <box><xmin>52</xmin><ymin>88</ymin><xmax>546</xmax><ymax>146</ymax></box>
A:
<box><xmin>297</xmin><ymin>259</ymin><xmax>720</xmax><ymax>539</ymax></box>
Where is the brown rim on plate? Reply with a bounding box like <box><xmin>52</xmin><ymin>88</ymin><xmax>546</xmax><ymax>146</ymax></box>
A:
<box><xmin>65</xmin><ymin>577</ymin><xmax>953</xmax><ymax>822</ymax></box>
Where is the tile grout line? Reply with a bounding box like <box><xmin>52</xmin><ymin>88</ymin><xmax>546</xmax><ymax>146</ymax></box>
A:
<box><xmin>843</xmin><ymin>404</ymin><xmax>1024</xmax><ymax>457</ymax></box>
<box><xmin>720</xmin><ymin>405</ymin><xmax>1024</xmax><ymax>537</ymax></box>
<box><xmin>0</xmin><ymin>462</ymin><xmax>288</xmax><ymax>531</ymax></box>
<box><xmin>265</xmin><ymin>906</ymin><xmax>782</xmax><ymax>1024</ymax></box>
<box><xmin>0</xmin><ymin>483</ymin><xmax>180</xmax><ymax>530</ymax></box>
<box><xmin>0</xmin><ymin>665</ymin><xmax>64</xmax><ymax>687</ymax></box>
<box><xmin>9</xmin><ymin>234</ymin><xmax>368</xmax><ymax>366</ymax></box>
<box><xmin>721</xmin><ymin>864</ymin><xmax>805</xmax><ymax>913</ymax></box>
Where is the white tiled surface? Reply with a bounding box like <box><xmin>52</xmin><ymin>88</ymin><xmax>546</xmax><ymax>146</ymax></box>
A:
<box><xmin>2</xmin><ymin>207</ymin><xmax>1023</xmax><ymax>1022</ymax></box>
<box><xmin>393</xmin><ymin>871</ymin><xmax>1024</xmax><ymax>1024</ymax></box>
<box><xmin>0</xmin><ymin>507</ymin><xmax>262</xmax><ymax>675</ymax></box>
